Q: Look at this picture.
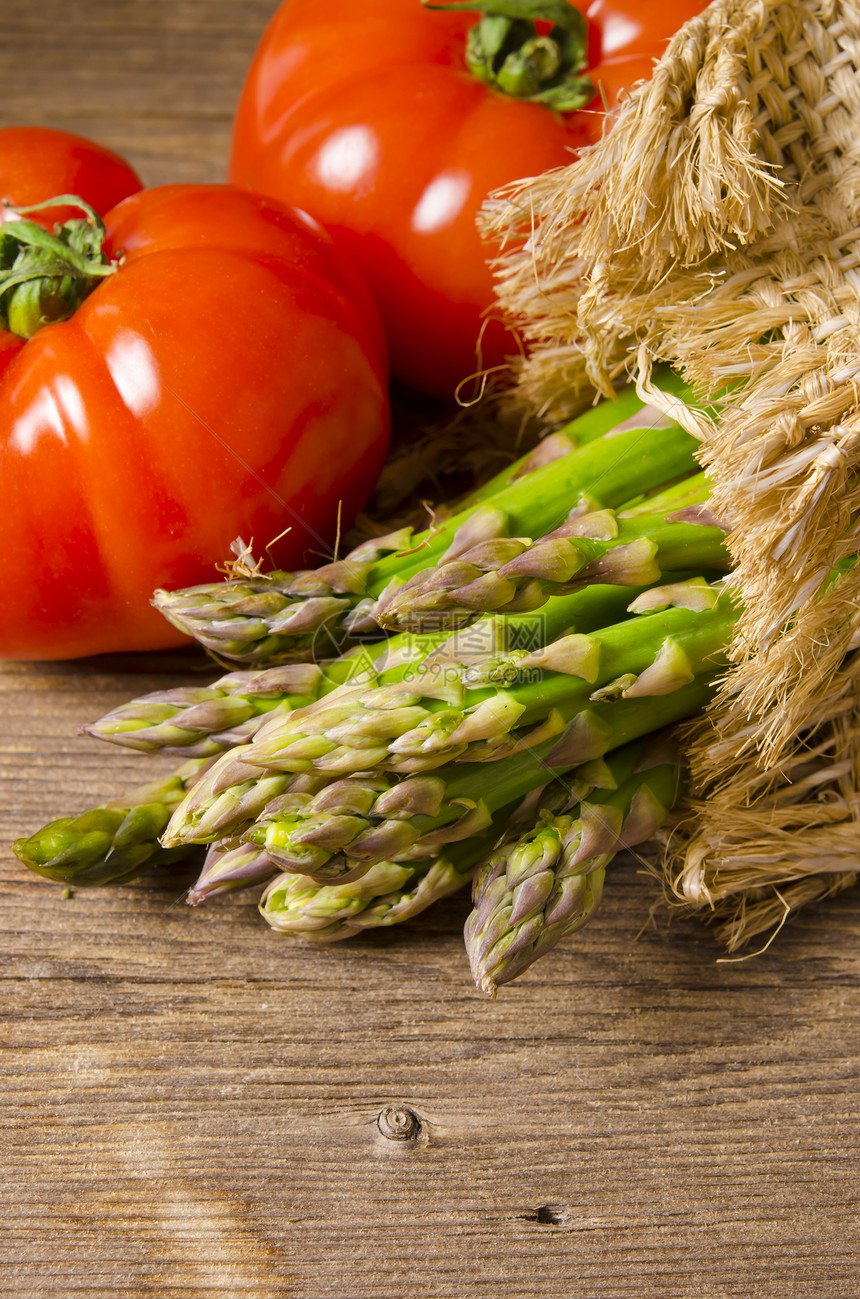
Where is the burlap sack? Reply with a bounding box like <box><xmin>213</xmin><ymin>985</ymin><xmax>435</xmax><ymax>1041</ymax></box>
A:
<box><xmin>484</xmin><ymin>0</ymin><xmax>860</xmax><ymax>946</ymax></box>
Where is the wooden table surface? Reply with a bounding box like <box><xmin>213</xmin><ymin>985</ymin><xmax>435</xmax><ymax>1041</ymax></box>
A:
<box><xmin>3</xmin><ymin>4</ymin><xmax>860</xmax><ymax>1296</ymax></box>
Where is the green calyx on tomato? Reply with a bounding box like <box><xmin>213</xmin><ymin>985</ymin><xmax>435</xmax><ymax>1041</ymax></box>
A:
<box><xmin>422</xmin><ymin>0</ymin><xmax>595</xmax><ymax>110</ymax></box>
<box><xmin>0</xmin><ymin>194</ymin><xmax>119</xmax><ymax>339</ymax></box>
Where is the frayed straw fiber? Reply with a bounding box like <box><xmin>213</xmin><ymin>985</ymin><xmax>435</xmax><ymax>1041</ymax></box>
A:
<box><xmin>483</xmin><ymin>0</ymin><xmax>860</xmax><ymax>946</ymax></box>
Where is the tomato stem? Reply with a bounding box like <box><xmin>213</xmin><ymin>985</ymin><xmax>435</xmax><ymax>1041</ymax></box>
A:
<box><xmin>422</xmin><ymin>0</ymin><xmax>595</xmax><ymax>110</ymax></box>
<box><xmin>0</xmin><ymin>194</ymin><xmax>119</xmax><ymax>339</ymax></box>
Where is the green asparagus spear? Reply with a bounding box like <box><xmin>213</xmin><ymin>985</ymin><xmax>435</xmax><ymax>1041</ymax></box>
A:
<box><xmin>375</xmin><ymin>475</ymin><xmax>727</xmax><ymax>631</ymax></box>
<box><xmin>80</xmin><ymin>663</ymin><xmax>325</xmax><ymax>755</ymax></box>
<box><xmin>242</xmin><ymin>749</ymin><xmax>575</xmax><ymax>882</ymax></box>
<box><xmin>151</xmin><ymin>527</ymin><xmax>413</xmax><ymax>664</ymax></box>
<box><xmin>153</xmin><ymin>387</ymin><xmax>703</xmax><ymax>663</ymax></box>
<box><xmin>259</xmin><ymin>822</ymin><xmax>503</xmax><ymax>941</ymax></box>
<box><xmin>163</xmin><ymin>624</ymin><xmax>718</xmax><ymax>861</ymax></box>
<box><xmin>239</xmin><ymin>708</ymin><xmax>690</xmax><ymax>885</ymax></box>
<box><xmin>255</xmin><ymin>731</ymin><xmax>682</xmax><ymax>945</ymax></box>
<box><xmin>465</xmin><ymin>750</ymin><xmax>682</xmax><ymax>994</ymax></box>
<box><xmin>84</xmin><ymin>580</ymin><xmax>659</xmax><ymax>758</ymax></box>
<box><xmin>453</xmin><ymin>379</ymin><xmax>689</xmax><ymax>499</ymax></box>
<box><xmin>230</xmin><ymin>582</ymin><xmax>735</xmax><ymax>779</ymax></box>
<box><xmin>14</xmin><ymin>759</ymin><xmax>208</xmax><ymax>887</ymax></box>
<box><xmin>159</xmin><ymin>760</ymin><xmax>333</xmax><ymax>847</ymax></box>
<box><xmin>188</xmin><ymin>840</ymin><xmax>278</xmax><ymax>905</ymax></box>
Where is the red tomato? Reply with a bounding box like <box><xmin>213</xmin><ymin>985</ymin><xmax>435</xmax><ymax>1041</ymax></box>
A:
<box><xmin>0</xmin><ymin>180</ymin><xmax>389</xmax><ymax>660</ymax></box>
<box><xmin>0</xmin><ymin>126</ymin><xmax>143</xmax><ymax>229</ymax></box>
<box><xmin>230</xmin><ymin>0</ymin><xmax>705</xmax><ymax>399</ymax></box>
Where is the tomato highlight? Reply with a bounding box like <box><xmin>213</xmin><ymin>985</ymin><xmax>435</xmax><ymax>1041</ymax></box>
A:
<box><xmin>230</xmin><ymin>0</ymin><xmax>706</xmax><ymax>398</ymax></box>
<box><xmin>0</xmin><ymin>131</ymin><xmax>390</xmax><ymax>661</ymax></box>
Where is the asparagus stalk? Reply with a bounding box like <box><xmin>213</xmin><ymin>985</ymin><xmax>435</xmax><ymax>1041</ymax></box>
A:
<box><xmin>256</xmin><ymin>730</ymin><xmax>683</xmax><ymax>945</ymax></box>
<box><xmin>164</xmin><ymin>617</ymin><xmax>718</xmax><ymax>862</ymax></box>
<box><xmin>189</xmin><ymin>763</ymin><xmax>520</xmax><ymax>905</ymax></box>
<box><xmin>242</xmin><ymin>747</ymin><xmax>579</xmax><ymax>882</ymax></box>
<box><xmin>461</xmin><ymin>380</ymin><xmax>689</xmax><ymax>498</ymax></box>
<box><xmin>259</xmin><ymin>854</ymin><xmax>476</xmax><ymax>942</ymax></box>
<box><xmin>229</xmin><ymin>583</ymin><xmax>735</xmax><ymax>779</ymax></box>
<box><xmin>153</xmin><ymin>389</ymin><xmax>702</xmax><ymax>663</ymax></box>
<box><xmin>151</xmin><ymin>526</ymin><xmax>414</xmax><ymax>664</ymax></box>
<box><xmin>157</xmin><ymin>577</ymin><xmax>689</xmax><ymax>844</ymax></box>
<box><xmin>83</xmin><ymin>580</ymin><xmax>656</xmax><ymax>758</ymax></box>
<box><xmin>158</xmin><ymin>759</ymin><xmax>333</xmax><ymax>848</ymax></box>
<box><xmin>465</xmin><ymin>748</ymin><xmax>682</xmax><ymax>994</ymax></box>
<box><xmin>13</xmin><ymin>759</ymin><xmax>208</xmax><ymax>887</ymax></box>
<box><xmin>375</xmin><ymin>474</ymin><xmax>727</xmax><ymax>631</ymax></box>
<box><xmin>258</xmin><ymin>815</ymin><xmax>507</xmax><ymax>941</ymax></box>
<box><xmin>188</xmin><ymin>840</ymin><xmax>278</xmax><ymax>905</ymax></box>
<box><xmin>238</xmin><ymin>699</ymin><xmax>695</xmax><ymax>885</ymax></box>
<box><xmin>80</xmin><ymin>663</ymin><xmax>325</xmax><ymax>755</ymax></box>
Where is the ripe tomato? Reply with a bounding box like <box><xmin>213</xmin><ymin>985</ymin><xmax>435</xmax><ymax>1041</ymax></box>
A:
<box><xmin>0</xmin><ymin>176</ymin><xmax>389</xmax><ymax>660</ymax></box>
<box><xmin>0</xmin><ymin>126</ymin><xmax>143</xmax><ymax>230</ymax></box>
<box><xmin>230</xmin><ymin>0</ymin><xmax>705</xmax><ymax>399</ymax></box>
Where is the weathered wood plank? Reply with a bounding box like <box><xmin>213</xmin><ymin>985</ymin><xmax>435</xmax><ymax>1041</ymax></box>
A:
<box><xmin>2</xmin><ymin>3</ymin><xmax>860</xmax><ymax>1297</ymax></box>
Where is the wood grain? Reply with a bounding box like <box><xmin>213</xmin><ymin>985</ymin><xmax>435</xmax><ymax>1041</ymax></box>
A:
<box><xmin>2</xmin><ymin>5</ymin><xmax>860</xmax><ymax>1296</ymax></box>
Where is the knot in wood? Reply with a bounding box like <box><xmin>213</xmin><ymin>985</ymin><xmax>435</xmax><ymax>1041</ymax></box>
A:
<box><xmin>377</xmin><ymin>1104</ymin><xmax>421</xmax><ymax>1142</ymax></box>
<box><xmin>535</xmin><ymin>1204</ymin><xmax>572</xmax><ymax>1226</ymax></box>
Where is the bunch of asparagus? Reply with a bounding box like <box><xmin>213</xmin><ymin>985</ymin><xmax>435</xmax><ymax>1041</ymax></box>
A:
<box><xmin>15</xmin><ymin>378</ymin><xmax>735</xmax><ymax>992</ymax></box>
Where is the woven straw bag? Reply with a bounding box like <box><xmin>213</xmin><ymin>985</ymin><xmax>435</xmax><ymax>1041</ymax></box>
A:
<box><xmin>485</xmin><ymin>0</ymin><xmax>860</xmax><ymax>946</ymax></box>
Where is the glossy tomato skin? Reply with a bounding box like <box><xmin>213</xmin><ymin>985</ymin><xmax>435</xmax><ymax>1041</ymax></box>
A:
<box><xmin>230</xmin><ymin>0</ymin><xmax>705</xmax><ymax>399</ymax></box>
<box><xmin>0</xmin><ymin>126</ymin><xmax>143</xmax><ymax>228</ymax></box>
<box><xmin>0</xmin><ymin>184</ymin><xmax>389</xmax><ymax>660</ymax></box>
